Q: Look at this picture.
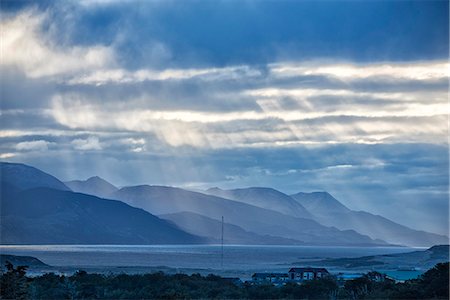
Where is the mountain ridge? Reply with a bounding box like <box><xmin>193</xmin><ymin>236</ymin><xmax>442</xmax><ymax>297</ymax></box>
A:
<box><xmin>205</xmin><ymin>187</ymin><xmax>313</xmax><ymax>219</ymax></box>
<box><xmin>65</xmin><ymin>176</ymin><xmax>118</xmax><ymax>199</ymax></box>
<box><xmin>0</xmin><ymin>162</ymin><xmax>70</xmax><ymax>191</ymax></box>
<box><xmin>291</xmin><ymin>192</ymin><xmax>448</xmax><ymax>247</ymax></box>
<box><xmin>291</xmin><ymin>191</ymin><xmax>350</xmax><ymax>214</ymax></box>
<box><xmin>112</xmin><ymin>185</ymin><xmax>387</xmax><ymax>246</ymax></box>
<box><xmin>0</xmin><ymin>181</ymin><xmax>205</xmax><ymax>245</ymax></box>
<box><xmin>2</xmin><ymin>162</ymin><xmax>446</xmax><ymax>247</ymax></box>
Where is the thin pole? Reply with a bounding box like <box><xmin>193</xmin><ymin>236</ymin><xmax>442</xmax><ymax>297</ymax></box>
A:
<box><xmin>221</xmin><ymin>216</ymin><xmax>224</xmax><ymax>270</ymax></box>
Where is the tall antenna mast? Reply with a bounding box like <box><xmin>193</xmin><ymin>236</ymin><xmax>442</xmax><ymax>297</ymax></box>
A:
<box><xmin>221</xmin><ymin>216</ymin><xmax>224</xmax><ymax>270</ymax></box>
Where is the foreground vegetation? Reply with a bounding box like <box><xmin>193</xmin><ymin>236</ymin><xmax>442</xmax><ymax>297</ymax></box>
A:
<box><xmin>1</xmin><ymin>262</ymin><xmax>448</xmax><ymax>299</ymax></box>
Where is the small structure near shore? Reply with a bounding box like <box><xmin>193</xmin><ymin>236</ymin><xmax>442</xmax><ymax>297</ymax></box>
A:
<box><xmin>251</xmin><ymin>267</ymin><xmax>330</xmax><ymax>284</ymax></box>
<box><xmin>252</xmin><ymin>273</ymin><xmax>290</xmax><ymax>284</ymax></box>
<box><xmin>288</xmin><ymin>267</ymin><xmax>329</xmax><ymax>281</ymax></box>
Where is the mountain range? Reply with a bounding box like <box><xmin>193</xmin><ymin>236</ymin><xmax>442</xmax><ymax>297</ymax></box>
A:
<box><xmin>0</xmin><ymin>162</ymin><xmax>448</xmax><ymax>247</ymax></box>
<box><xmin>1</xmin><ymin>163</ymin><xmax>203</xmax><ymax>245</ymax></box>
<box><xmin>290</xmin><ymin>192</ymin><xmax>448</xmax><ymax>247</ymax></box>
<box><xmin>111</xmin><ymin>185</ymin><xmax>381</xmax><ymax>245</ymax></box>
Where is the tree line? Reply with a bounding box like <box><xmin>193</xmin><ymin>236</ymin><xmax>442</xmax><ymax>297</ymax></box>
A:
<box><xmin>1</xmin><ymin>262</ymin><xmax>448</xmax><ymax>299</ymax></box>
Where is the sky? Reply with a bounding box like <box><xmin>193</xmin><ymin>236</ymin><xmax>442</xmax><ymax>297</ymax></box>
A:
<box><xmin>0</xmin><ymin>0</ymin><xmax>448</xmax><ymax>235</ymax></box>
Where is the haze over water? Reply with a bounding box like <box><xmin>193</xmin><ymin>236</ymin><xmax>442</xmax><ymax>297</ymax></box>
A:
<box><xmin>0</xmin><ymin>245</ymin><xmax>419</xmax><ymax>278</ymax></box>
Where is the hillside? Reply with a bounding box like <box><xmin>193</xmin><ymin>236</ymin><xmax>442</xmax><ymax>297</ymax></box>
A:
<box><xmin>291</xmin><ymin>192</ymin><xmax>449</xmax><ymax>247</ymax></box>
<box><xmin>0</xmin><ymin>162</ymin><xmax>70</xmax><ymax>191</ymax></box>
<box><xmin>206</xmin><ymin>187</ymin><xmax>312</xmax><ymax>219</ymax></box>
<box><xmin>160</xmin><ymin>211</ymin><xmax>304</xmax><ymax>245</ymax></box>
<box><xmin>291</xmin><ymin>192</ymin><xmax>350</xmax><ymax>214</ymax></box>
<box><xmin>0</xmin><ymin>183</ymin><xmax>205</xmax><ymax>245</ymax></box>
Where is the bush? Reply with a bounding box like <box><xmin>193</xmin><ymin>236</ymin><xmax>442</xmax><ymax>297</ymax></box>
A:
<box><xmin>1</xmin><ymin>262</ymin><xmax>448</xmax><ymax>299</ymax></box>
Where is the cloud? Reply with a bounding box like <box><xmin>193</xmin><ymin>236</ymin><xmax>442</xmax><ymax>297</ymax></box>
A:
<box><xmin>120</xmin><ymin>137</ymin><xmax>146</xmax><ymax>153</ymax></box>
<box><xmin>71</xmin><ymin>136</ymin><xmax>102</xmax><ymax>150</ymax></box>
<box><xmin>79</xmin><ymin>0</ymin><xmax>127</xmax><ymax>6</ymax></box>
<box><xmin>2</xmin><ymin>4</ymin><xmax>447</xmax><ymax>151</ymax></box>
<box><xmin>269</xmin><ymin>61</ymin><xmax>448</xmax><ymax>81</ymax></box>
<box><xmin>1</xmin><ymin>9</ymin><xmax>115</xmax><ymax>78</ymax></box>
<box><xmin>66</xmin><ymin>65</ymin><xmax>262</xmax><ymax>85</ymax></box>
<box><xmin>31</xmin><ymin>57</ymin><xmax>445</xmax><ymax>149</ymax></box>
<box><xmin>0</xmin><ymin>153</ymin><xmax>16</xmax><ymax>159</ymax></box>
<box><xmin>15</xmin><ymin>140</ymin><xmax>51</xmax><ymax>151</ymax></box>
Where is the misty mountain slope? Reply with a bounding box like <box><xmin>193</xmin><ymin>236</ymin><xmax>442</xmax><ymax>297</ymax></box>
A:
<box><xmin>205</xmin><ymin>187</ymin><xmax>312</xmax><ymax>219</ymax></box>
<box><xmin>160</xmin><ymin>211</ymin><xmax>304</xmax><ymax>245</ymax></box>
<box><xmin>65</xmin><ymin>176</ymin><xmax>118</xmax><ymax>199</ymax></box>
<box><xmin>112</xmin><ymin>185</ymin><xmax>387</xmax><ymax>246</ymax></box>
<box><xmin>0</xmin><ymin>183</ymin><xmax>205</xmax><ymax>245</ymax></box>
<box><xmin>291</xmin><ymin>192</ymin><xmax>449</xmax><ymax>247</ymax></box>
<box><xmin>0</xmin><ymin>162</ymin><xmax>70</xmax><ymax>191</ymax></box>
<box><xmin>291</xmin><ymin>192</ymin><xmax>351</xmax><ymax>215</ymax></box>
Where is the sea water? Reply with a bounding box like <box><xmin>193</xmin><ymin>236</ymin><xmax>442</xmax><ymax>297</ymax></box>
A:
<box><xmin>0</xmin><ymin>245</ymin><xmax>418</xmax><ymax>273</ymax></box>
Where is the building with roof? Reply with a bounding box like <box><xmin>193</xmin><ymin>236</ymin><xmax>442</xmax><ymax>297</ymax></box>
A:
<box><xmin>288</xmin><ymin>267</ymin><xmax>330</xmax><ymax>281</ymax></box>
<box><xmin>251</xmin><ymin>273</ymin><xmax>290</xmax><ymax>284</ymax></box>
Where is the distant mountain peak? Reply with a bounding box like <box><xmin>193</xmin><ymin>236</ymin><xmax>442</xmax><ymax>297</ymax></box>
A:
<box><xmin>312</xmin><ymin>191</ymin><xmax>332</xmax><ymax>196</ymax></box>
<box><xmin>209</xmin><ymin>186</ymin><xmax>282</xmax><ymax>193</ymax></box>
<box><xmin>290</xmin><ymin>191</ymin><xmax>351</xmax><ymax>214</ymax></box>
<box><xmin>206</xmin><ymin>187</ymin><xmax>223</xmax><ymax>193</ymax></box>
<box><xmin>65</xmin><ymin>175</ymin><xmax>118</xmax><ymax>199</ymax></box>
<box><xmin>295</xmin><ymin>191</ymin><xmax>334</xmax><ymax>198</ymax></box>
<box><xmin>85</xmin><ymin>176</ymin><xmax>113</xmax><ymax>185</ymax></box>
<box><xmin>206</xmin><ymin>186</ymin><xmax>313</xmax><ymax>219</ymax></box>
<box><xmin>236</xmin><ymin>186</ymin><xmax>280</xmax><ymax>193</ymax></box>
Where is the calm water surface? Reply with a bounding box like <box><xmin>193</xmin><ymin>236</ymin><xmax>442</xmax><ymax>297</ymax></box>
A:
<box><xmin>0</xmin><ymin>245</ymin><xmax>418</xmax><ymax>272</ymax></box>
